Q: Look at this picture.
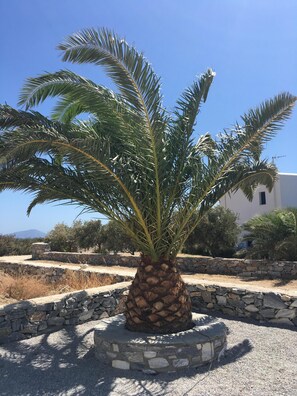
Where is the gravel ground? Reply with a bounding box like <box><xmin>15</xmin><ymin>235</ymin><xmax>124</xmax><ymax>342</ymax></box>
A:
<box><xmin>1</xmin><ymin>314</ymin><xmax>296</xmax><ymax>396</ymax></box>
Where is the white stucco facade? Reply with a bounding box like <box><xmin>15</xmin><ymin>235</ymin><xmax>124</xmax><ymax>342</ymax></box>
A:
<box><xmin>220</xmin><ymin>173</ymin><xmax>297</xmax><ymax>225</ymax></box>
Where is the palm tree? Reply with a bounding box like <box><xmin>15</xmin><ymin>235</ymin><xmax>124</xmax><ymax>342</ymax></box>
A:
<box><xmin>0</xmin><ymin>28</ymin><xmax>296</xmax><ymax>334</ymax></box>
<box><xmin>242</xmin><ymin>208</ymin><xmax>297</xmax><ymax>261</ymax></box>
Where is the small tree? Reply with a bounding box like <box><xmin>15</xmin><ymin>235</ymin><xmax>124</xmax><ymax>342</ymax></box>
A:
<box><xmin>46</xmin><ymin>223</ymin><xmax>78</xmax><ymax>252</ymax></box>
<box><xmin>182</xmin><ymin>206</ymin><xmax>240</xmax><ymax>257</ymax></box>
<box><xmin>102</xmin><ymin>220</ymin><xmax>136</xmax><ymax>254</ymax></box>
<box><xmin>241</xmin><ymin>208</ymin><xmax>297</xmax><ymax>261</ymax></box>
<box><xmin>73</xmin><ymin>219</ymin><xmax>103</xmax><ymax>251</ymax></box>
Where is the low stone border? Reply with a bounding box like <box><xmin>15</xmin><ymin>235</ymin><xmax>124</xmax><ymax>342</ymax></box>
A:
<box><xmin>32</xmin><ymin>243</ymin><xmax>297</xmax><ymax>279</ymax></box>
<box><xmin>0</xmin><ymin>260</ymin><xmax>132</xmax><ymax>284</ymax></box>
<box><xmin>0</xmin><ymin>282</ymin><xmax>130</xmax><ymax>344</ymax></box>
<box><xmin>94</xmin><ymin>313</ymin><xmax>227</xmax><ymax>373</ymax></box>
<box><xmin>189</xmin><ymin>283</ymin><xmax>297</xmax><ymax>327</ymax></box>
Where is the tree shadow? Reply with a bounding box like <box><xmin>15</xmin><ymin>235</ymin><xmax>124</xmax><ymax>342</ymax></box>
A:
<box><xmin>237</xmin><ymin>275</ymin><xmax>294</xmax><ymax>287</ymax></box>
<box><xmin>0</xmin><ymin>316</ymin><xmax>253</xmax><ymax>396</ymax></box>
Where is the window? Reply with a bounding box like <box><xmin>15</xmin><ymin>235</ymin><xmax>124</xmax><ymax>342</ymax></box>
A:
<box><xmin>259</xmin><ymin>191</ymin><xmax>266</xmax><ymax>205</ymax></box>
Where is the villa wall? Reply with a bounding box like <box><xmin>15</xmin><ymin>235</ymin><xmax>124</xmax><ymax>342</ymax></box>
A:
<box><xmin>32</xmin><ymin>243</ymin><xmax>297</xmax><ymax>279</ymax></box>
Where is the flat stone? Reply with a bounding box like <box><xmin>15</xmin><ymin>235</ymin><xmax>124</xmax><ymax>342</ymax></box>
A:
<box><xmin>263</xmin><ymin>293</ymin><xmax>286</xmax><ymax>309</ymax></box>
<box><xmin>290</xmin><ymin>300</ymin><xmax>297</xmax><ymax>308</ymax></box>
<box><xmin>149</xmin><ymin>358</ymin><xmax>169</xmax><ymax>369</ymax></box>
<box><xmin>172</xmin><ymin>358</ymin><xmax>189</xmax><ymax>368</ymax></box>
<box><xmin>245</xmin><ymin>305</ymin><xmax>259</xmax><ymax>313</ymax></box>
<box><xmin>275</xmin><ymin>309</ymin><xmax>296</xmax><ymax>319</ymax></box>
<box><xmin>259</xmin><ymin>309</ymin><xmax>275</xmax><ymax>319</ymax></box>
<box><xmin>201</xmin><ymin>291</ymin><xmax>212</xmax><ymax>303</ymax></box>
<box><xmin>48</xmin><ymin>317</ymin><xmax>65</xmax><ymax>326</ymax></box>
<box><xmin>281</xmin><ymin>295</ymin><xmax>292</xmax><ymax>302</ymax></box>
<box><xmin>22</xmin><ymin>324</ymin><xmax>38</xmax><ymax>334</ymax></box>
<box><xmin>202</xmin><ymin>342</ymin><xmax>213</xmax><ymax>362</ymax></box>
<box><xmin>126</xmin><ymin>352</ymin><xmax>144</xmax><ymax>363</ymax></box>
<box><xmin>144</xmin><ymin>351</ymin><xmax>157</xmax><ymax>358</ymax></box>
<box><xmin>106</xmin><ymin>352</ymin><xmax>117</xmax><ymax>359</ymax></box>
<box><xmin>112</xmin><ymin>360</ymin><xmax>130</xmax><ymax>370</ymax></box>
<box><xmin>216</xmin><ymin>296</ymin><xmax>227</xmax><ymax>305</ymax></box>
<box><xmin>269</xmin><ymin>318</ymin><xmax>294</xmax><ymax>326</ymax></box>
<box><xmin>99</xmin><ymin>312</ymin><xmax>109</xmax><ymax>319</ymax></box>
<box><xmin>79</xmin><ymin>309</ymin><xmax>94</xmax><ymax>322</ymax></box>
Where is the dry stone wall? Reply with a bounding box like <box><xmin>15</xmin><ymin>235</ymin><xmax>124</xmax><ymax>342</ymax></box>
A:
<box><xmin>189</xmin><ymin>283</ymin><xmax>297</xmax><ymax>327</ymax></box>
<box><xmin>0</xmin><ymin>260</ymin><xmax>131</xmax><ymax>284</ymax></box>
<box><xmin>32</xmin><ymin>243</ymin><xmax>297</xmax><ymax>279</ymax></box>
<box><xmin>0</xmin><ymin>282</ymin><xmax>130</xmax><ymax>344</ymax></box>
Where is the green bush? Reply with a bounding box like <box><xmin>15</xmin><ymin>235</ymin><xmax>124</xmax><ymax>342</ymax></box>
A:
<box><xmin>0</xmin><ymin>235</ymin><xmax>43</xmax><ymax>256</ymax></box>
<box><xmin>101</xmin><ymin>221</ymin><xmax>136</xmax><ymax>254</ymax></box>
<box><xmin>45</xmin><ymin>223</ymin><xmax>78</xmax><ymax>252</ymax></box>
<box><xmin>182</xmin><ymin>206</ymin><xmax>240</xmax><ymax>257</ymax></box>
<box><xmin>240</xmin><ymin>208</ymin><xmax>297</xmax><ymax>261</ymax></box>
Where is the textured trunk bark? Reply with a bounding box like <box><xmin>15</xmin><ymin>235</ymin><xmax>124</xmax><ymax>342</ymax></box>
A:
<box><xmin>125</xmin><ymin>256</ymin><xmax>192</xmax><ymax>334</ymax></box>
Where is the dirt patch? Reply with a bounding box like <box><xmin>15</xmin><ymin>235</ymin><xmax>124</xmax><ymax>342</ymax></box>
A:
<box><xmin>187</xmin><ymin>272</ymin><xmax>297</xmax><ymax>292</ymax></box>
<box><xmin>0</xmin><ymin>270</ymin><xmax>116</xmax><ymax>304</ymax></box>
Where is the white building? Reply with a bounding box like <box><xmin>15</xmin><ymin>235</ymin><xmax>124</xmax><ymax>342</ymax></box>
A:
<box><xmin>220</xmin><ymin>173</ymin><xmax>297</xmax><ymax>225</ymax></box>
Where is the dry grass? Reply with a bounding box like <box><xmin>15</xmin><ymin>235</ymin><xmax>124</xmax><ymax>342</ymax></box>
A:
<box><xmin>55</xmin><ymin>270</ymin><xmax>115</xmax><ymax>293</ymax></box>
<box><xmin>0</xmin><ymin>269</ymin><xmax>115</xmax><ymax>302</ymax></box>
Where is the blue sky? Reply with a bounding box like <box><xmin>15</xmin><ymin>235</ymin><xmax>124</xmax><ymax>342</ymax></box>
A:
<box><xmin>0</xmin><ymin>0</ymin><xmax>297</xmax><ymax>234</ymax></box>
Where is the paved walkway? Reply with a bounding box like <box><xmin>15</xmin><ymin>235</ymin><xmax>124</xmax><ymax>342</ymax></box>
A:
<box><xmin>1</xmin><ymin>314</ymin><xmax>296</xmax><ymax>396</ymax></box>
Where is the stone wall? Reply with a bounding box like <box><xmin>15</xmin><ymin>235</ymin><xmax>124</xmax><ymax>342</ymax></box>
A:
<box><xmin>1</xmin><ymin>275</ymin><xmax>297</xmax><ymax>344</ymax></box>
<box><xmin>189</xmin><ymin>282</ymin><xmax>297</xmax><ymax>327</ymax></box>
<box><xmin>0</xmin><ymin>261</ymin><xmax>132</xmax><ymax>284</ymax></box>
<box><xmin>32</xmin><ymin>243</ymin><xmax>297</xmax><ymax>279</ymax></box>
<box><xmin>0</xmin><ymin>282</ymin><xmax>130</xmax><ymax>344</ymax></box>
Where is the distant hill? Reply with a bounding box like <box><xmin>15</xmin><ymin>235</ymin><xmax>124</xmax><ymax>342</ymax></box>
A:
<box><xmin>12</xmin><ymin>229</ymin><xmax>46</xmax><ymax>239</ymax></box>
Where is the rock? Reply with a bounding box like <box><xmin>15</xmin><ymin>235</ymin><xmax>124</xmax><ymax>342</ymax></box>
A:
<box><xmin>144</xmin><ymin>351</ymin><xmax>157</xmax><ymax>358</ymax></box>
<box><xmin>22</xmin><ymin>324</ymin><xmax>38</xmax><ymax>334</ymax></box>
<box><xmin>48</xmin><ymin>317</ymin><xmax>65</xmax><ymax>326</ymax></box>
<box><xmin>112</xmin><ymin>360</ymin><xmax>130</xmax><ymax>370</ymax></box>
<box><xmin>269</xmin><ymin>318</ymin><xmax>294</xmax><ymax>326</ymax></box>
<box><xmin>216</xmin><ymin>296</ymin><xmax>227</xmax><ymax>305</ymax></box>
<box><xmin>148</xmin><ymin>358</ymin><xmax>169</xmax><ymax>369</ymax></box>
<box><xmin>126</xmin><ymin>352</ymin><xmax>144</xmax><ymax>363</ymax></box>
<box><xmin>207</xmin><ymin>303</ymin><xmax>214</xmax><ymax>309</ymax></box>
<box><xmin>281</xmin><ymin>295</ymin><xmax>292</xmax><ymax>302</ymax></box>
<box><xmin>259</xmin><ymin>309</ymin><xmax>275</xmax><ymax>319</ymax></box>
<box><xmin>112</xmin><ymin>344</ymin><xmax>120</xmax><ymax>352</ymax></box>
<box><xmin>263</xmin><ymin>293</ymin><xmax>286</xmax><ymax>309</ymax></box>
<box><xmin>201</xmin><ymin>291</ymin><xmax>212</xmax><ymax>303</ymax></box>
<box><xmin>202</xmin><ymin>342</ymin><xmax>213</xmax><ymax>362</ymax></box>
<box><xmin>99</xmin><ymin>312</ymin><xmax>109</xmax><ymax>319</ymax></box>
<box><xmin>172</xmin><ymin>358</ymin><xmax>189</xmax><ymax>368</ymax></box>
<box><xmin>29</xmin><ymin>311</ymin><xmax>46</xmax><ymax>321</ymax></box>
<box><xmin>275</xmin><ymin>309</ymin><xmax>296</xmax><ymax>319</ymax></box>
<box><xmin>290</xmin><ymin>300</ymin><xmax>297</xmax><ymax>308</ymax></box>
<box><xmin>79</xmin><ymin>309</ymin><xmax>94</xmax><ymax>322</ymax></box>
<box><xmin>245</xmin><ymin>305</ymin><xmax>259</xmax><ymax>313</ymax></box>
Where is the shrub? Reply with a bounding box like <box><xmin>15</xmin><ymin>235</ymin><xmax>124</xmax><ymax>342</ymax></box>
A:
<box><xmin>240</xmin><ymin>208</ymin><xmax>297</xmax><ymax>261</ymax></box>
<box><xmin>182</xmin><ymin>206</ymin><xmax>240</xmax><ymax>257</ymax></box>
<box><xmin>0</xmin><ymin>235</ymin><xmax>42</xmax><ymax>256</ymax></box>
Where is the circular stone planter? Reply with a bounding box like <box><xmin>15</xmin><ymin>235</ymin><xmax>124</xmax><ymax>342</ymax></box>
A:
<box><xmin>94</xmin><ymin>313</ymin><xmax>227</xmax><ymax>373</ymax></box>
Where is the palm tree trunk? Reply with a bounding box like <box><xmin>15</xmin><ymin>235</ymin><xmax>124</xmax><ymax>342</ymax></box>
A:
<box><xmin>125</xmin><ymin>256</ymin><xmax>192</xmax><ymax>334</ymax></box>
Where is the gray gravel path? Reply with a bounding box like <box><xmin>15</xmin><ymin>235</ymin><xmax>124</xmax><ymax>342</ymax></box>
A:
<box><xmin>0</xmin><ymin>315</ymin><xmax>296</xmax><ymax>396</ymax></box>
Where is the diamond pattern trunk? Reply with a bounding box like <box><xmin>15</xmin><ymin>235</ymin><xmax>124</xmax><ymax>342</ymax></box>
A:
<box><xmin>125</xmin><ymin>256</ymin><xmax>192</xmax><ymax>334</ymax></box>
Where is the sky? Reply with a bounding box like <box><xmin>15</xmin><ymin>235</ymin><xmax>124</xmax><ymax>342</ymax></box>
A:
<box><xmin>0</xmin><ymin>0</ymin><xmax>297</xmax><ymax>235</ymax></box>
